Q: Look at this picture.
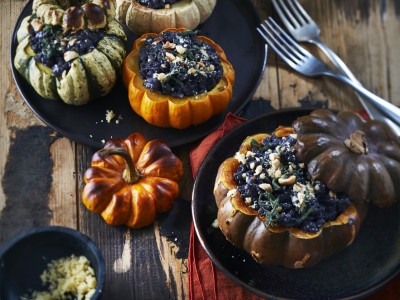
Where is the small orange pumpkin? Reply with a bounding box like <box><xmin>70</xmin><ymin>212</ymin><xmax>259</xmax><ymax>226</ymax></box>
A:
<box><xmin>82</xmin><ymin>133</ymin><xmax>183</xmax><ymax>228</ymax></box>
<box><xmin>122</xmin><ymin>28</ymin><xmax>235</xmax><ymax>129</ymax></box>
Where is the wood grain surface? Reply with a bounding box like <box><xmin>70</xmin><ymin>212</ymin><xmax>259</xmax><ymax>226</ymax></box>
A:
<box><xmin>1</xmin><ymin>0</ymin><xmax>399</xmax><ymax>299</ymax></box>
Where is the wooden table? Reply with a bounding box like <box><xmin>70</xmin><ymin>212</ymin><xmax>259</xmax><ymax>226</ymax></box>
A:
<box><xmin>1</xmin><ymin>0</ymin><xmax>399</xmax><ymax>299</ymax></box>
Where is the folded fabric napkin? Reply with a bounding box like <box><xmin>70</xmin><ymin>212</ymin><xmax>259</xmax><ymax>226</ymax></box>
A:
<box><xmin>187</xmin><ymin>112</ymin><xmax>400</xmax><ymax>300</ymax></box>
<box><xmin>188</xmin><ymin>112</ymin><xmax>261</xmax><ymax>300</ymax></box>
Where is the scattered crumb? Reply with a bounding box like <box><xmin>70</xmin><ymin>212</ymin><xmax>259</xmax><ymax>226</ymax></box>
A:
<box><xmin>105</xmin><ymin>110</ymin><xmax>123</xmax><ymax>124</ymax></box>
<box><xmin>115</xmin><ymin>114</ymin><xmax>123</xmax><ymax>124</ymax></box>
<box><xmin>105</xmin><ymin>110</ymin><xmax>115</xmax><ymax>123</ymax></box>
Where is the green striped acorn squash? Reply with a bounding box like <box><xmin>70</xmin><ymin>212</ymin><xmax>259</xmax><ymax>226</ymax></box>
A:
<box><xmin>14</xmin><ymin>0</ymin><xmax>127</xmax><ymax>105</ymax></box>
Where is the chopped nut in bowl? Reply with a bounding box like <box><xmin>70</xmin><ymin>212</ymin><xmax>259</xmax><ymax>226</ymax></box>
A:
<box><xmin>0</xmin><ymin>226</ymin><xmax>105</xmax><ymax>300</ymax></box>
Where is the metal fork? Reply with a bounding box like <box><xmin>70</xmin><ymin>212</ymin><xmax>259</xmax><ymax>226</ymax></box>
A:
<box><xmin>271</xmin><ymin>0</ymin><xmax>398</xmax><ymax>130</ymax></box>
<box><xmin>257</xmin><ymin>18</ymin><xmax>400</xmax><ymax>130</ymax></box>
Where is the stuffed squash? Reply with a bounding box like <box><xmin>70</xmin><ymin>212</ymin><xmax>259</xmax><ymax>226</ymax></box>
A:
<box><xmin>122</xmin><ymin>28</ymin><xmax>235</xmax><ymax>129</ymax></box>
<box><xmin>116</xmin><ymin>0</ymin><xmax>217</xmax><ymax>34</ymax></box>
<box><xmin>14</xmin><ymin>0</ymin><xmax>127</xmax><ymax>105</ymax></box>
<box><xmin>214</xmin><ymin>125</ymin><xmax>367</xmax><ymax>269</ymax></box>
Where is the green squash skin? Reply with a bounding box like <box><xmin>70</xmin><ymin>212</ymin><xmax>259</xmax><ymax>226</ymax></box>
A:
<box><xmin>80</xmin><ymin>49</ymin><xmax>115</xmax><ymax>101</ymax></box>
<box><xmin>56</xmin><ymin>58</ymin><xmax>90</xmax><ymax>105</ymax></box>
<box><xmin>97</xmin><ymin>36</ymin><xmax>126</xmax><ymax>74</ymax></box>
<box><xmin>14</xmin><ymin>37</ymin><xmax>32</xmax><ymax>82</ymax></box>
<box><xmin>14</xmin><ymin>17</ymin><xmax>127</xmax><ymax>105</ymax></box>
<box><xmin>29</xmin><ymin>58</ymin><xmax>59</xmax><ymax>100</ymax></box>
<box><xmin>16</xmin><ymin>16</ymin><xmax>31</xmax><ymax>42</ymax></box>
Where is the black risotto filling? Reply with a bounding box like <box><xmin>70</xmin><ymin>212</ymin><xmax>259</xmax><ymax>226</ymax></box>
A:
<box><xmin>138</xmin><ymin>0</ymin><xmax>181</xmax><ymax>9</ymax></box>
<box><xmin>29</xmin><ymin>23</ymin><xmax>106</xmax><ymax>77</ymax></box>
<box><xmin>138</xmin><ymin>30</ymin><xmax>223</xmax><ymax>98</ymax></box>
<box><xmin>233</xmin><ymin>133</ymin><xmax>352</xmax><ymax>233</ymax></box>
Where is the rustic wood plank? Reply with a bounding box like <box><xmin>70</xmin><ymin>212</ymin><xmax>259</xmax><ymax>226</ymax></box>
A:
<box><xmin>49</xmin><ymin>138</ymin><xmax>78</xmax><ymax>228</ymax></box>
<box><xmin>0</xmin><ymin>0</ymin><xmax>32</xmax><ymax>223</ymax></box>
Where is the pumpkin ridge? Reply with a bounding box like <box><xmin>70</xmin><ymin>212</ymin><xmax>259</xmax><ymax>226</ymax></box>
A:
<box><xmin>96</xmin><ymin>37</ymin><xmax>124</xmax><ymax>73</ymax></box>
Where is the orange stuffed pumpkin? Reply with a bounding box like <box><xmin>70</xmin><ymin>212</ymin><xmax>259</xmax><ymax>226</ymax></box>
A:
<box><xmin>82</xmin><ymin>133</ymin><xmax>183</xmax><ymax>228</ymax></box>
<box><xmin>122</xmin><ymin>28</ymin><xmax>235</xmax><ymax>129</ymax></box>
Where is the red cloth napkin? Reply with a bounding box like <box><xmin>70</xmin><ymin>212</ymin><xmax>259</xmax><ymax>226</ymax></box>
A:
<box><xmin>188</xmin><ymin>112</ymin><xmax>400</xmax><ymax>300</ymax></box>
<box><xmin>188</xmin><ymin>112</ymin><xmax>261</xmax><ymax>300</ymax></box>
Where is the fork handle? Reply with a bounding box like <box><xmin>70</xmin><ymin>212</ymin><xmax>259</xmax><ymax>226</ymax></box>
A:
<box><xmin>312</xmin><ymin>37</ymin><xmax>361</xmax><ymax>84</ymax></box>
<box><xmin>314</xmin><ymin>38</ymin><xmax>400</xmax><ymax>133</ymax></box>
<box><xmin>324</xmin><ymin>70</ymin><xmax>400</xmax><ymax>128</ymax></box>
<box><xmin>312</xmin><ymin>39</ymin><xmax>381</xmax><ymax>111</ymax></box>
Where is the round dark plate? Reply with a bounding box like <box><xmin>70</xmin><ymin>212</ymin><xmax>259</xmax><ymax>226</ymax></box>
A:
<box><xmin>10</xmin><ymin>0</ymin><xmax>266</xmax><ymax>148</ymax></box>
<box><xmin>192</xmin><ymin>108</ymin><xmax>400</xmax><ymax>300</ymax></box>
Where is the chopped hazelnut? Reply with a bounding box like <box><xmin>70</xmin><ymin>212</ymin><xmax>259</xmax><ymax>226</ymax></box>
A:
<box><xmin>163</xmin><ymin>41</ymin><xmax>176</xmax><ymax>50</ymax></box>
<box><xmin>278</xmin><ymin>175</ymin><xmax>296</xmax><ymax>185</ymax></box>
<box><xmin>64</xmin><ymin>51</ymin><xmax>79</xmax><ymax>62</ymax></box>
<box><xmin>165</xmin><ymin>52</ymin><xmax>176</xmax><ymax>62</ymax></box>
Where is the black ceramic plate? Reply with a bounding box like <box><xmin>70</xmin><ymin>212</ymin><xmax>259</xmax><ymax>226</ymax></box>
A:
<box><xmin>10</xmin><ymin>0</ymin><xmax>266</xmax><ymax>148</ymax></box>
<box><xmin>192</xmin><ymin>108</ymin><xmax>400</xmax><ymax>300</ymax></box>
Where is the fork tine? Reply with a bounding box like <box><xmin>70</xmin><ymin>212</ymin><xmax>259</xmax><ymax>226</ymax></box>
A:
<box><xmin>257</xmin><ymin>24</ymin><xmax>297</xmax><ymax>67</ymax></box>
<box><xmin>284</xmin><ymin>0</ymin><xmax>310</xmax><ymax>26</ymax></box>
<box><xmin>259</xmin><ymin>23</ymin><xmax>301</xmax><ymax>65</ymax></box>
<box><xmin>271</xmin><ymin>0</ymin><xmax>299</xmax><ymax>30</ymax></box>
<box><xmin>290</xmin><ymin>0</ymin><xmax>312</xmax><ymax>23</ymax></box>
<box><xmin>261</xmin><ymin>18</ymin><xmax>311</xmax><ymax>62</ymax></box>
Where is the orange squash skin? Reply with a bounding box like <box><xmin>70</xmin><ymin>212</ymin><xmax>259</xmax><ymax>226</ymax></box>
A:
<box><xmin>213</xmin><ymin>128</ymin><xmax>367</xmax><ymax>268</ymax></box>
<box><xmin>82</xmin><ymin>133</ymin><xmax>183</xmax><ymax>228</ymax></box>
<box><xmin>122</xmin><ymin>28</ymin><xmax>235</xmax><ymax>129</ymax></box>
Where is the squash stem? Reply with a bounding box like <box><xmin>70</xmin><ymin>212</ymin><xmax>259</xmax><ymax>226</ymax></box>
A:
<box><xmin>344</xmin><ymin>130</ymin><xmax>368</xmax><ymax>154</ymax></box>
<box><xmin>97</xmin><ymin>147</ymin><xmax>141</xmax><ymax>183</ymax></box>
